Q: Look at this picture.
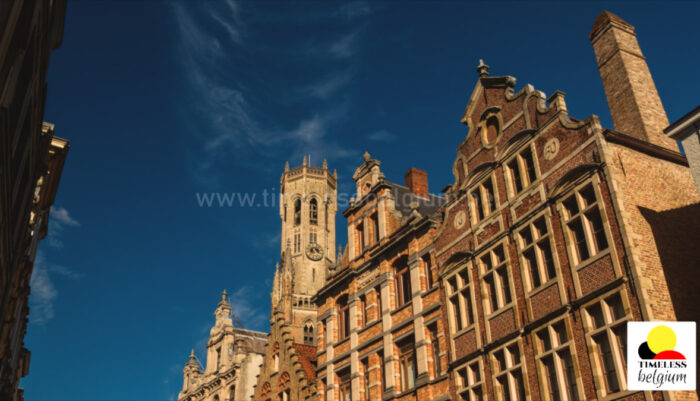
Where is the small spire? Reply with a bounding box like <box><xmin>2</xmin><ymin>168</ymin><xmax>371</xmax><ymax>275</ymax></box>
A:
<box><xmin>284</xmin><ymin>161</ymin><xmax>290</xmax><ymax>172</ymax></box>
<box><xmin>363</xmin><ymin>151</ymin><xmax>371</xmax><ymax>162</ymax></box>
<box><xmin>190</xmin><ymin>349</ymin><xmax>196</xmax><ymax>359</ymax></box>
<box><xmin>322</xmin><ymin>159</ymin><xmax>328</xmax><ymax>170</ymax></box>
<box><xmin>333</xmin><ymin>169</ymin><xmax>337</xmax><ymax>178</ymax></box>
<box><xmin>219</xmin><ymin>290</ymin><xmax>229</xmax><ymax>306</ymax></box>
<box><xmin>477</xmin><ymin>59</ymin><xmax>489</xmax><ymax>78</ymax></box>
<box><xmin>302</xmin><ymin>155</ymin><xmax>307</xmax><ymax>166</ymax></box>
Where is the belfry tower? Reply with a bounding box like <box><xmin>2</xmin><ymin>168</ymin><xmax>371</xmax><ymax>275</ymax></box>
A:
<box><xmin>271</xmin><ymin>156</ymin><xmax>337</xmax><ymax>343</ymax></box>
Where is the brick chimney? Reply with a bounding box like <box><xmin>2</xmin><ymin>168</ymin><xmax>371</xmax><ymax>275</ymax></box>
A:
<box><xmin>404</xmin><ymin>168</ymin><xmax>429</xmax><ymax>199</ymax></box>
<box><xmin>589</xmin><ymin>11</ymin><xmax>677</xmax><ymax>151</ymax></box>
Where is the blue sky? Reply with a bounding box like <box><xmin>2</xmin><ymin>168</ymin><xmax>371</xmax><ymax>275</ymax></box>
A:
<box><xmin>21</xmin><ymin>1</ymin><xmax>699</xmax><ymax>400</ymax></box>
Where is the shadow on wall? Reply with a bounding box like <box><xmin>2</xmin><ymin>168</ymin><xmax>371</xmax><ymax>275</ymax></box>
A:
<box><xmin>639</xmin><ymin>202</ymin><xmax>700</xmax><ymax>324</ymax></box>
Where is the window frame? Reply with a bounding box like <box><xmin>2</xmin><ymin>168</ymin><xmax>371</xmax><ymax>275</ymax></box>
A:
<box><xmin>397</xmin><ymin>338</ymin><xmax>417</xmax><ymax>392</ymax></box>
<box><xmin>534</xmin><ymin>317</ymin><xmax>583</xmax><ymax>401</ymax></box>
<box><xmin>478</xmin><ymin>242</ymin><xmax>514</xmax><ymax>316</ymax></box>
<box><xmin>490</xmin><ymin>339</ymin><xmax>528</xmax><ymax>401</ymax></box>
<box><xmin>423</xmin><ymin>253</ymin><xmax>435</xmax><ymax>290</ymax></box>
<box><xmin>338</xmin><ymin>299</ymin><xmax>350</xmax><ymax>341</ymax></box>
<box><xmin>506</xmin><ymin>144</ymin><xmax>539</xmax><ymax>197</ymax></box>
<box><xmin>310</xmin><ymin>198</ymin><xmax>318</xmax><ymax>225</ymax></box>
<box><xmin>517</xmin><ymin>213</ymin><xmax>559</xmax><ymax>294</ymax></box>
<box><xmin>558</xmin><ymin>181</ymin><xmax>611</xmax><ymax>267</ymax></box>
<box><xmin>469</xmin><ymin>174</ymin><xmax>499</xmax><ymax>225</ymax></box>
<box><xmin>394</xmin><ymin>264</ymin><xmax>412</xmax><ymax>309</ymax></box>
<box><xmin>455</xmin><ymin>357</ymin><xmax>485</xmax><ymax>401</ymax></box>
<box><xmin>445</xmin><ymin>264</ymin><xmax>476</xmax><ymax>335</ymax></box>
<box><xmin>582</xmin><ymin>289</ymin><xmax>631</xmax><ymax>398</ymax></box>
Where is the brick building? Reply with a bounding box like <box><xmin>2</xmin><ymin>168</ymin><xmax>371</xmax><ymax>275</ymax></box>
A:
<box><xmin>0</xmin><ymin>1</ymin><xmax>69</xmax><ymax>400</ymax></box>
<box><xmin>185</xmin><ymin>10</ymin><xmax>699</xmax><ymax>401</ymax></box>
<box><xmin>434</xmin><ymin>11</ymin><xmax>698</xmax><ymax>401</ymax></box>
<box><xmin>313</xmin><ymin>153</ymin><xmax>447</xmax><ymax>401</ymax></box>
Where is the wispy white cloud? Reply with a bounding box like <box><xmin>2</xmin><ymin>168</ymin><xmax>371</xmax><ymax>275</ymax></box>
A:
<box><xmin>367</xmin><ymin>130</ymin><xmax>396</xmax><ymax>142</ymax></box>
<box><xmin>339</xmin><ymin>1</ymin><xmax>373</xmax><ymax>20</ymax></box>
<box><xmin>303</xmin><ymin>69</ymin><xmax>353</xmax><ymax>99</ymax></box>
<box><xmin>48</xmin><ymin>206</ymin><xmax>80</xmax><ymax>248</ymax></box>
<box><xmin>29</xmin><ymin>252</ymin><xmax>84</xmax><ymax>325</ymax></box>
<box><xmin>173</xmin><ymin>1</ymin><xmax>368</xmax><ymax>186</ymax></box>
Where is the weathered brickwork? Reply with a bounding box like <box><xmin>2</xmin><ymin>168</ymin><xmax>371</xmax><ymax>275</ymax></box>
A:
<box><xmin>431</xmin><ymin>11</ymin><xmax>698</xmax><ymax>401</ymax></box>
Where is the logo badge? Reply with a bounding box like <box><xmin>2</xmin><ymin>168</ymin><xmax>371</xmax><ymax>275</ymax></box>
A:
<box><xmin>627</xmin><ymin>321</ymin><xmax>696</xmax><ymax>390</ymax></box>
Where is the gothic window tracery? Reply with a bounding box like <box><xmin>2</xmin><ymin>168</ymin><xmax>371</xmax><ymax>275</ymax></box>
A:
<box><xmin>310</xmin><ymin>198</ymin><xmax>318</xmax><ymax>225</ymax></box>
<box><xmin>294</xmin><ymin>198</ymin><xmax>301</xmax><ymax>226</ymax></box>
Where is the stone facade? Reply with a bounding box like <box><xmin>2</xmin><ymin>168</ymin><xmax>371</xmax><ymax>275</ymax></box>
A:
<box><xmin>252</xmin><ymin>159</ymin><xmax>338</xmax><ymax>401</ymax></box>
<box><xmin>0</xmin><ymin>2</ymin><xmax>68</xmax><ymax>400</ymax></box>
<box><xmin>179</xmin><ymin>292</ymin><xmax>267</xmax><ymax>401</ymax></box>
<box><xmin>314</xmin><ymin>154</ymin><xmax>447</xmax><ymax>401</ymax></box>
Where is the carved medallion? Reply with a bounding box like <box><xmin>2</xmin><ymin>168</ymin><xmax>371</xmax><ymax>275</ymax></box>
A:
<box><xmin>543</xmin><ymin>138</ymin><xmax>560</xmax><ymax>160</ymax></box>
<box><xmin>453</xmin><ymin>210</ymin><xmax>467</xmax><ymax>229</ymax></box>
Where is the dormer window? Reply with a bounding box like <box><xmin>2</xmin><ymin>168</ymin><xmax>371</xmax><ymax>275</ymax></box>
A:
<box><xmin>309</xmin><ymin>198</ymin><xmax>318</xmax><ymax>225</ymax></box>
<box><xmin>294</xmin><ymin>199</ymin><xmax>301</xmax><ymax>226</ymax></box>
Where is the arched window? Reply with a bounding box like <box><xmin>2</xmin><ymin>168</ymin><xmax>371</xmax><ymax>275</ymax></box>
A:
<box><xmin>294</xmin><ymin>199</ymin><xmax>301</xmax><ymax>226</ymax></box>
<box><xmin>303</xmin><ymin>321</ymin><xmax>314</xmax><ymax>345</ymax></box>
<box><xmin>309</xmin><ymin>198</ymin><xmax>318</xmax><ymax>225</ymax></box>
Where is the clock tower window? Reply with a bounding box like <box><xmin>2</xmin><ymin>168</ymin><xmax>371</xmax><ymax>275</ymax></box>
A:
<box><xmin>294</xmin><ymin>198</ymin><xmax>301</xmax><ymax>226</ymax></box>
<box><xmin>310</xmin><ymin>198</ymin><xmax>318</xmax><ymax>225</ymax></box>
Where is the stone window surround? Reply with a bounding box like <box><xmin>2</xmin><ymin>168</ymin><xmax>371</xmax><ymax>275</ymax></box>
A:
<box><xmin>468</xmin><ymin>173</ymin><xmax>500</xmax><ymax>225</ymax></box>
<box><xmin>477</xmin><ymin>240</ymin><xmax>515</xmax><ymax>318</ymax></box>
<box><xmin>489</xmin><ymin>338</ymin><xmax>529</xmax><ymax>401</ymax></box>
<box><xmin>556</xmin><ymin>176</ymin><xmax>611</xmax><ymax>268</ymax></box>
<box><xmin>581</xmin><ymin>288</ymin><xmax>631</xmax><ymax>400</ymax></box>
<box><xmin>515</xmin><ymin>209</ymin><xmax>561</xmax><ymax>296</ymax></box>
<box><xmin>455</xmin><ymin>356</ymin><xmax>485</xmax><ymax>401</ymax></box>
<box><xmin>504</xmin><ymin>142</ymin><xmax>540</xmax><ymax>199</ymax></box>
<box><xmin>444</xmin><ymin>260</ymin><xmax>477</xmax><ymax>337</ymax></box>
<box><xmin>533</xmin><ymin>316</ymin><xmax>584</xmax><ymax>401</ymax></box>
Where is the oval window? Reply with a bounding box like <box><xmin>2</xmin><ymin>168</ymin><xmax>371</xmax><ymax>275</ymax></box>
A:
<box><xmin>484</xmin><ymin>116</ymin><xmax>500</xmax><ymax>145</ymax></box>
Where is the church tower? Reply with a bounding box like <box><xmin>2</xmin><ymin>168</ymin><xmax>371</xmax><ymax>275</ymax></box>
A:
<box><xmin>271</xmin><ymin>156</ymin><xmax>337</xmax><ymax>343</ymax></box>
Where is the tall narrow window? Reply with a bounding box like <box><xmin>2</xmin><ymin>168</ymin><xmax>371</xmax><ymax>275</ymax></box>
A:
<box><xmin>375</xmin><ymin>286</ymin><xmax>382</xmax><ymax>318</ymax></box>
<box><xmin>428</xmin><ymin>324</ymin><xmax>441</xmax><ymax>378</ymax></box>
<box><xmin>535</xmin><ymin>319</ymin><xmax>581</xmax><ymax>401</ymax></box>
<box><xmin>357</xmin><ymin>222</ymin><xmax>365</xmax><ymax>254</ymax></box>
<box><xmin>394</xmin><ymin>257</ymin><xmax>412</xmax><ymax>308</ymax></box>
<box><xmin>492</xmin><ymin>342</ymin><xmax>526</xmax><ymax>401</ymax></box>
<box><xmin>584</xmin><ymin>292</ymin><xmax>629</xmax><ymax>396</ymax></box>
<box><xmin>479</xmin><ymin>244</ymin><xmax>512</xmax><ymax>314</ymax></box>
<box><xmin>338</xmin><ymin>296</ymin><xmax>350</xmax><ymax>340</ymax></box>
<box><xmin>310</xmin><ymin>198</ymin><xmax>318</xmax><ymax>225</ymax></box>
<box><xmin>293</xmin><ymin>233</ymin><xmax>301</xmax><ymax>253</ymax></box>
<box><xmin>338</xmin><ymin>369</ymin><xmax>352</xmax><ymax>401</ymax></box>
<box><xmin>398</xmin><ymin>338</ymin><xmax>417</xmax><ymax>392</ymax></box>
<box><xmin>378</xmin><ymin>351</ymin><xmax>385</xmax><ymax>393</ymax></box>
<box><xmin>507</xmin><ymin>145</ymin><xmax>538</xmax><ymax>196</ymax></box>
<box><xmin>362</xmin><ymin>358</ymin><xmax>370</xmax><ymax>401</ymax></box>
<box><xmin>371</xmin><ymin>213</ymin><xmax>379</xmax><ymax>245</ymax></box>
<box><xmin>470</xmin><ymin>175</ymin><xmax>498</xmax><ymax>223</ymax></box>
<box><xmin>518</xmin><ymin>216</ymin><xmax>558</xmax><ymax>291</ymax></box>
<box><xmin>561</xmin><ymin>183</ymin><xmax>609</xmax><ymax>265</ymax></box>
<box><xmin>447</xmin><ymin>269</ymin><xmax>474</xmax><ymax>333</ymax></box>
<box><xmin>423</xmin><ymin>253</ymin><xmax>434</xmax><ymax>289</ymax></box>
<box><xmin>359</xmin><ymin>294</ymin><xmax>367</xmax><ymax>328</ymax></box>
<box><xmin>294</xmin><ymin>198</ymin><xmax>301</xmax><ymax>226</ymax></box>
<box><xmin>216</xmin><ymin>347</ymin><xmax>222</xmax><ymax>370</ymax></box>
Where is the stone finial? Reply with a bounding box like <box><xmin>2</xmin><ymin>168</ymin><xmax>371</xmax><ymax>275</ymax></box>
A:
<box><xmin>477</xmin><ymin>59</ymin><xmax>489</xmax><ymax>78</ymax></box>
<box><xmin>190</xmin><ymin>349</ymin><xmax>196</xmax><ymax>360</ymax></box>
<box><xmin>284</xmin><ymin>161</ymin><xmax>290</xmax><ymax>172</ymax></box>
<box><xmin>363</xmin><ymin>151</ymin><xmax>371</xmax><ymax>162</ymax></box>
<box><xmin>333</xmin><ymin>169</ymin><xmax>337</xmax><ymax>178</ymax></box>
<box><xmin>219</xmin><ymin>290</ymin><xmax>229</xmax><ymax>306</ymax></box>
<box><xmin>302</xmin><ymin>155</ymin><xmax>307</xmax><ymax>166</ymax></box>
<box><xmin>322</xmin><ymin>159</ymin><xmax>328</xmax><ymax>169</ymax></box>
